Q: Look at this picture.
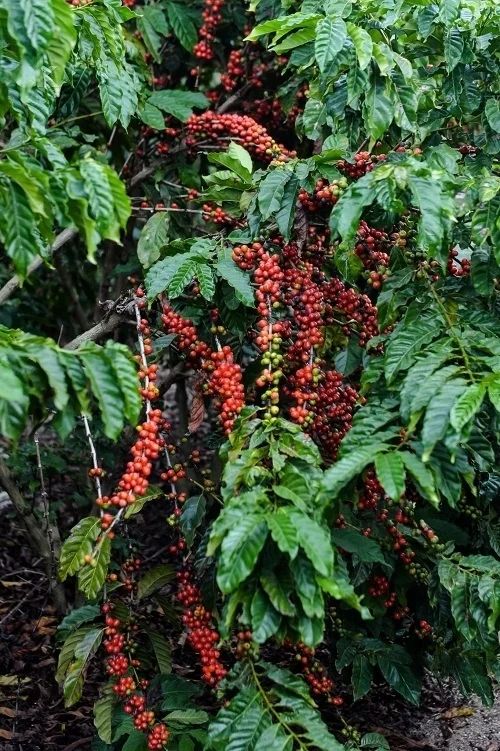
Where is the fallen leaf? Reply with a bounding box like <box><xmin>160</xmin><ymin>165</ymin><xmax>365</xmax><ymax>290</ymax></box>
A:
<box><xmin>441</xmin><ymin>706</ymin><xmax>475</xmax><ymax>719</ymax></box>
<box><xmin>0</xmin><ymin>729</ymin><xmax>14</xmax><ymax>740</ymax></box>
<box><xmin>0</xmin><ymin>706</ymin><xmax>16</xmax><ymax>717</ymax></box>
<box><xmin>1</xmin><ymin>580</ymin><xmax>25</xmax><ymax>588</ymax></box>
<box><xmin>0</xmin><ymin>676</ymin><xmax>30</xmax><ymax>686</ymax></box>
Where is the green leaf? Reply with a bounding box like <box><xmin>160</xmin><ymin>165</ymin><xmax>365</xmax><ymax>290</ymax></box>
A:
<box><xmin>58</xmin><ymin>605</ymin><xmax>100</xmax><ymax>637</ymax></box>
<box><xmin>331</xmin><ymin>528</ymin><xmax>386</xmax><ymax>564</ymax></box>
<box><xmin>137</xmin><ymin>564</ymin><xmax>175</xmax><ymax>599</ymax></box>
<box><xmin>59</xmin><ymin>517</ymin><xmax>101</xmax><ymax>581</ymax></box>
<box><xmin>94</xmin><ymin>689</ymin><xmax>115</xmax><ymax>744</ymax></box>
<box><xmin>376</xmin><ymin>651</ymin><xmax>421</xmax><ymax>705</ymax></box>
<box><xmin>64</xmin><ymin>627</ymin><xmax>103</xmax><ymax>706</ymax></box>
<box><xmin>375</xmin><ymin>451</ymin><xmax>406</xmax><ymax>501</ymax></box>
<box><xmin>352</xmin><ymin>654</ymin><xmax>373</xmax><ymax>701</ymax></box>
<box><xmin>180</xmin><ymin>495</ymin><xmax>207</xmax><ymax>547</ymax></box>
<box><xmin>322</xmin><ymin>443</ymin><xmax>383</xmax><ymax>497</ymax></box>
<box><xmin>260</xmin><ymin>571</ymin><xmax>296</xmax><ymax>616</ymax></box>
<box><xmin>365</xmin><ymin>78</ymin><xmax>394</xmax><ymax>139</ymax></box>
<box><xmin>408</xmin><ymin>175</ymin><xmax>451</xmax><ymax>261</ymax></box>
<box><xmin>485</xmin><ymin>99</ymin><xmax>500</xmax><ymax>133</ymax></box>
<box><xmin>137</xmin><ymin>5</ymin><xmax>168</xmax><ymax>60</ymax></box>
<box><xmin>167</xmin><ymin>258</ymin><xmax>198</xmax><ymax>298</ymax></box>
<box><xmin>148</xmin><ymin>90</ymin><xmax>208</xmax><ymax>122</ymax></box>
<box><xmin>267</xmin><ymin>508</ymin><xmax>299</xmax><ymax>559</ymax></box>
<box><xmin>137</xmin><ymin>212</ymin><xmax>170</xmax><ymax>269</ymax></box>
<box><xmin>450</xmin><ymin>381</ymin><xmax>487</xmax><ymax>432</ymax></box>
<box><xmin>56</xmin><ymin>625</ymin><xmax>95</xmax><ymax>684</ymax></box>
<box><xmin>289</xmin><ymin>511</ymin><xmax>333</xmax><ymax>578</ymax></box>
<box><xmin>488</xmin><ymin>376</ymin><xmax>500</xmax><ymax>411</ymax></box>
<box><xmin>314</xmin><ymin>18</ymin><xmax>347</xmax><ymax>74</ymax></box>
<box><xmin>140</xmin><ymin>101</ymin><xmax>166</xmax><ymax>129</ymax></box>
<box><xmin>290</xmin><ymin>555</ymin><xmax>324</xmax><ymax>618</ymax></box>
<box><xmin>438</xmin><ymin>0</ymin><xmax>460</xmax><ymax>26</ymax></box>
<box><xmin>98</xmin><ymin>59</ymin><xmax>140</xmax><ymax>128</ymax></box>
<box><xmin>77</xmin><ymin>535</ymin><xmax>111</xmax><ymax>599</ymax></box>
<box><xmin>1</xmin><ymin>182</ymin><xmax>41</xmax><ymax>277</ymax></box>
<box><xmin>471</xmin><ymin>246</ymin><xmax>498</xmax><ymax>296</ymax></box>
<box><xmin>217</xmin><ymin>515</ymin><xmax>268</xmax><ymax>593</ymax></box>
<box><xmin>421</xmin><ymin>378</ymin><xmax>467</xmax><ymax>459</ymax></box>
<box><xmin>195</xmin><ymin>261</ymin><xmax>216</xmax><ymax>300</ymax></box>
<box><xmin>444</xmin><ymin>28</ymin><xmax>464</xmax><ymax>70</ymax></box>
<box><xmin>258</xmin><ymin>170</ymin><xmax>292</xmax><ymax>220</ymax></box>
<box><xmin>251</xmin><ymin>589</ymin><xmax>281</xmax><ymax>642</ymax></box>
<box><xmin>105</xmin><ymin>343</ymin><xmax>142</xmax><ymax>426</ymax></box>
<box><xmin>275</xmin><ymin>176</ymin><xmax>299</xmax><ymax>240</ymax></box>
<box><xmin>0</xmin><ymin>363</ymin><xmax>27</xmax><ymax>403</ymax></box>
<box><xmin>217</xmin><ymin>247</ymin><xmax>254</xmax><ymax>306</ymax></box>
<box><xmin>347</xmin><ymin>23</ymin><xmax>373</xmax><ymax>70</ymax></box>
<box><xmin>80</xmin><ymin>345</ymin><xmax>125</xmax><ymax>440</ymax></box>
<box><xmin>385</xmin><ymin>317</ymin><xmax>441</xmax><ymax>383</ymax></box>
<box><xmin>165</xmin><ymin>2</ymin><xmax>197</xmax><ymax>51</ymax></box>
<box><xmin>146</xmin><ymin>629</ymin><xmax>172</xmax><ymax>674</ymax></box>
<box><xmin>400</xmin><ymin>452</ymin><xmax>439</xmax><ymax>506</ymax></box>
<box><xmin>302</xmin><ymin>98</ymin><xmax>327</xmax><ymax>140</ymax></box>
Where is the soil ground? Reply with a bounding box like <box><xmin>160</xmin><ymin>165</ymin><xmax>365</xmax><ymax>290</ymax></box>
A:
<box><xmin>1</xmin><ymin>511</ymin><xmax>499</xmax><ymax>751</ymax></box>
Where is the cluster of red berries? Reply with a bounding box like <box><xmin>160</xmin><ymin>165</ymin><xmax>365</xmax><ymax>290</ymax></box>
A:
<box><xmin>186</xmin><ymin>112</ymin><xmax>292</xmax><ymax>162</ymax></box>
<box><xmin>447</xmin><ymin>247</ymin><xmax>471</xmax><ymax>277</ymax></box>
<box><xmin>355</xmin><ymin>221</ymin><xmax>391</xmax><ymax>289</ymax></box>
<box><xmin>221</xmin><ymin>49</ymin><xmax>245</xmax><ymax>91</ymax></box>
<box><xmin>357</xmin><ymin>469</ymin><xmax>383</xmax><ymax>511</ymax></box>
<box><xmin>290</xmin><ymin>643</ymin><xmax>343</xmax><ymax>706</ymax></box>
<box><xmin>415</xmin><ymin>619</ymin><xmax>433</xmax><ymax>638</ymax></box>
<box><xmin>298</xmin><ymin>178</ymin><xmax>346</xmax><ymax>212</ymax></box>
<box><xmin>98</xmin><ymin>411</ymin><xmax>165</xmax><ymax>512</ymax></box>
<box><xmin>202</xmin><ymin>202</ymin><xmax>237</xmax><ymax>226</ymax></box>
<box><xmin>311</xmin><ymin>370</ymin><xmax>358</xmax><ymax>459</ymax></box>
<box><xmin>323</xmin><ymin>277</ymin><xmax>379</xmax><ymax>346</ymax></box>
<box><xmin>283</xmin><ymin>264</ymin><xmax>325</xmax><ymax>363</ymax></box>
<box><xmin>193</xmin><ymin>0</ymin><xmax>224</xmax><ymax>59</ymax></box>
<box><xmin>102</xmin><ymin>598</ymin><xmax>169</xmax><ymax>750</ymax></box>
<box><xmin>337</xmin><ymin>151</ymin><xmax>386</xmax><ymax>179</ymax></box>
<box><xmin>176</xmin><ymin>567</ymin><xmax>227</xmax><ymax>685</ymax></box>
<box><xmin>203</xmin><ymin>347</ymin><xmax>245</xmax><ymax>434</ymax></box>
<box><xmin>161</xmin><ymin>303</ymin><xmax>211</xmax><ymax>365</ymax></box>
<box><xmin>161</xmin><ymin>303</ymin><xmax>244</xmax><ymax>433</ymax></box>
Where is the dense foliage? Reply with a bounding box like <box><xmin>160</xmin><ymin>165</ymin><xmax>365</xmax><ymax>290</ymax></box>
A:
<box><xmin>0</xmin><ymin>0</ymin><xmax>499</xmax><ymax>749</ymax></box>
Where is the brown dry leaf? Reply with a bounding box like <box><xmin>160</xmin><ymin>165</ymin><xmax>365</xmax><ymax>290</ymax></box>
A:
<box><xmin>33</xmin><ymin>615</ymin><xmax>58</xmax><ymax>635</ymax></box>
<box><xmin>0</xmin><ymin>728</ymin><xmax>14</xmax><ymax>740</ymax></box>
<box><xmin>1</xmin><ymin>579</ymin><xmax>25</xmax><ymax>588</ymax></box>
<box><xmin>0</xmin><ymin>676</ymin><xmax>30</xmax><ymax>686</ymax></box>
<box><xmin>188</xmin><ymin>389</ymin><xmax>206</xmax><ymax>433</ymax></box>
<box><xmin>0</xmin><ymin>706</ymin><xmax>16</xmax><ymax>717</ymax></box>
<box><xmin>441</xmin><ymin>706</ymin><xmax>475</xmax><ymax>719</ymax></box>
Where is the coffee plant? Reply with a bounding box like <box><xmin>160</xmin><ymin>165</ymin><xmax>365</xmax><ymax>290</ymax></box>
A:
<box><xmin>0</xmin><ymin>0</ymin><xmax>499</xmax><ymax>749</ymax></box>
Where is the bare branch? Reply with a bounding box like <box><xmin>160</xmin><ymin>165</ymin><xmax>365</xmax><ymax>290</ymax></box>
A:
<box><xmin>64</xmin><ymin>311</ymin><xmax>134</xmax><ymax>350</ymax></box>
<box><xmin>0</xmin><ymin>227</ymin><xmax>77</xmax><ymax>305</ymax></box>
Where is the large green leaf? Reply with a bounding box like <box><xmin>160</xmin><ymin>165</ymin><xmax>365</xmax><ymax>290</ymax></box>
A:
<box><xmin>421</xmin><ymin>378</ymin><xmax>467</xmax><ymax>459</ymax></box>
<box><xmin>289</xmin><ymin>511</ymin><xmax>333</xmax><ymax>578</ymax></box>
<box><xmin>374</xmin><ymin>451</ymin><xmax>406</xmax><ymax>501</ymax></box>
<box><xmin>365</xmin><ymin>78</ymin><xmax>394</xmax><ymax>140</ymax></box>
<box><xmin>385</xmin><ymin>317</ymin><xmax>441</xmax><ymax>383</ymax></box>
<box><xmin>322</xmin><ymin>443</ymin><xmax>384</xmax><ymax>496</ymax></box>
<box><xmin>137</xmin><ymin>212</ymin><xmax>170</xmax><ymax>268</ymax></box>
<box><xmin>148</xmin><ymin>90</ymin><xmax>208</xmax><ymax>122</ymax></box>
<box><xmin>251</xmin><ymin>589</ymin><xmax>282</xmax><ymax>643</ymax></box>
<box><xmin>376</xmin><ymin>650</ymin><xmax>421</xmax><ymax>705</ymax></box>
<box><xmin>59</xmin><ymin>517</ymin><xmax>101</xmax><ymax>581</ymax></box>
<box><xmin>77</xmin><ymin>535</ymin><xmax>111</xmax><ymax>599</ymax></box>
<box><xmin>347</xmin><ymin>23</ymin><xmax>373</xmax><ymax>70</ymax></box>
<box><xmin>80</xmin><ymin>345</ymin><xmax>126</xmax><ymax>440</ymax></box>
<box><xmin>217</xmin><ymin>247</ymin><xmax>254</xmax><ymax>306</ymax></box>
<box><xmin>314</xmin><ymin>18</ymin><xmax>347</xmax><ymax>73</ymax></box>
<box><xmin>217</xmin><ymin>515</ymin><xmax>268</xmax><ymax>593</ymax></box>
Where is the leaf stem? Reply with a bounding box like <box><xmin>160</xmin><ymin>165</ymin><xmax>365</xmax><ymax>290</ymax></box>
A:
<box><xmin>427</xmin><ymin>282</ymin><xmax>476</xmax><ymax>383</ymax></box>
